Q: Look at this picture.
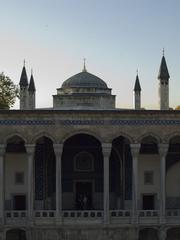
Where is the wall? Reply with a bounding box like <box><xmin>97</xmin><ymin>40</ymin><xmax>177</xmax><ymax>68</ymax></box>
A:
<box><xmin>5</xmin><ymin>153</ymin><xmax>28</xmax><ymax>209</ymax></box>
<box><xmin>138</xmin><ymin>154</ymin><xmax>160</xmax><ymax>209</ymax></box>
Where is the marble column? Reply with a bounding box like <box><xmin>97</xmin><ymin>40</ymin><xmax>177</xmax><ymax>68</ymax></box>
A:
<box><xmin>102</xmin><ymin>143</ymin><xmax>112</xmax><ymax>224</ymax></box>
<box><xmin>53</xmin><ymin>144</ymin><xmax>63</xmax><ymax>222</ymax></box>
<box><xmin>159</xmin><ymin>143</ymin><xmax>169</xmax><ymax>223</ymax></box>
<box><xmin>25</xmin><ymin>144</ymin><xmax>35</xmax><ymax>221</ymax></box>
<box><xmin>159</xmin><ymin>226</ymin><xmax>167</xmax><ymax>240</ymax></box>
<box><xmin>130</xmin><ymin>143</ymin><xmax>140</xmax><ymax>223</ymax></box>
<box><xmin>0</xmin><ymin>144</ymin><xmax>5</xmax><ymax>225</ymax></box>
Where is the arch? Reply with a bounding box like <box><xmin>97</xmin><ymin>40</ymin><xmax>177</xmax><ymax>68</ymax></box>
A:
<box><xmin>137</xmin><ymin>132</ymin><xmax>161</xmax><ymax>144</ymax></box>
<box><xmin>61</xmin><ymin>130</ymin><xmax>103</xmax><ymax>144</ymax></box>
<box><xmin>111</xmin><ymin>132</ymin><xmax>134</xmax><ymax>144</ymax></box>
<box><xmin>167</xmin><ymin>227</ymin><xmax>180</xmax><ymax>240</ymax></box>
<box><xmin>30</xmin><ymin>132</ymin><xmax>56</xmax><ymax>144</ymax></box>
<box><xmin>139</xmin><ymin>228</ymin><xmax>158</xmax><ymax>240</ymax></box>
<box><xmin>169</xmin><ymin>135</ymin><xmax>180</xmax><ymax>144</ymax></box>
<box><xmin>165</xmin><ymin>132</ymin><xmax>180</xmax><ymax>143</ymax></box>
<box><xmin>3</xmin><ymin>133</ymin><xmax>27</xmax><ymax>145</ymax></box>
<box><xmin>6</xmin><ymin>228</ymin><xmax>26</xmax><ymax>240</ymax></box>
<box><xmin>61</xmin><ymin>133</ymin><xmax>103</xmax><ymax>210</ymax></box>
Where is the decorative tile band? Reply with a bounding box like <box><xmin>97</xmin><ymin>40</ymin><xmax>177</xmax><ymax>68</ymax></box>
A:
<box><xmin>0</xmin><ymin>119</ymin><xmax>180</xmax><ymax>126</ymax></box>
<box><xmin>60</xmin><ymin>119</ymin><xmax>180</xmax><ymax>126</ymax></box>
<box><xmin>0</xmin><ymin>120</ymin><xmax>55</xmax><ymax>125</ymax></box>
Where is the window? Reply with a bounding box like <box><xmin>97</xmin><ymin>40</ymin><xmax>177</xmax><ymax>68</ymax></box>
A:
<box><xmin>15</xmin><ymin>172</ymin><xmax>24</xmax><ymax>184</ymax></box>
<box><xmin>144</xmin><ymin>171</ymin><xmax>154</xmax><ymax>185</ymax></box>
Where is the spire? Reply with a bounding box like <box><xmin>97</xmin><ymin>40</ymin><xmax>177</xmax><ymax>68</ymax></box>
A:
<box><xmin>158</xmin><ymin>53</ymin><xmax>170</xmax><ymax>80</ymax></box>
<box><xmin>134</xmin><ymin>72</ymin><xmax>141</xmax><ymax>91</ymax></box>
<box><xmin>82</xmin><ymin>58</ymin><xmax>87</xmax><ymax>72</ymax></box>
<box><xmin>28</xmin><ymin>70</ymin><xmax>36</xmax><ymax>92</ymax></box>
<box><xmin>19</xmin><ymin>61</ymin><xmax>28</xmax><ymax>86</ymax></box>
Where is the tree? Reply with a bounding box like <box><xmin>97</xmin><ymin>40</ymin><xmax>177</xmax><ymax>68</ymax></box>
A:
<box><xmin>0</xmin><ymin>72</ymin><xmax>19</xmax><ymax>109</ymax></box>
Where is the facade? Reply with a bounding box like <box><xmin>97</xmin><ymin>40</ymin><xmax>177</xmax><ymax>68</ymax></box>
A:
<box><xmin>0</xmin><ymin>55</ymin><xmax>180</xmax><ymax>240</ymax></box>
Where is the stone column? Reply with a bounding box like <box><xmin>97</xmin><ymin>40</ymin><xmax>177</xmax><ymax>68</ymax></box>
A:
<box><xmin>159</xmin><ymin>226</ymin><xmax>167</xmax><ymax>240</ymax></box>
<box><xmin>0</xmin><ymin>144</ymin><xmax>5</xmax><ymax>225</ymax></box>
<box><xmin>130</xmin><ymin>144</ymin><xmax>140</xmax><ymax>223</ymax></box>
<box><xmin>159</xmin><ymin>144</ymin><xmax>169</xmax><ymax>223</ymax></box>
<box><xmin>53</xmin><ymin>144</ymin><xmax>63</xmax><ymax>222</ymax></box>
<box><xmin>25</xmin><ymin>144</ymin><xmax>35</xmax><ymax>222</ymax></box>
<box><xmin>102</xmin><ymin>143</ymin><xmax>112</xmax><ymax>224</ymax></box>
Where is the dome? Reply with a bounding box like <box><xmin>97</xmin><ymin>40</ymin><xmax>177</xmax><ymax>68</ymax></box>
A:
<box><xmin>62</xmin><ymin>71</ymin><xmax>108</xmax><ymax>89</ymax></box>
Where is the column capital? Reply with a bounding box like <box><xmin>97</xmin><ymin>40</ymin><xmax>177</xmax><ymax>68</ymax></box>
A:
<box><xmin>25</xmin><ymin>144</ymin><xmax>36</xmax><ymax>155</ymax></box>
<box><xmin>102</xmin><ymin>143</ymin><xmax>112</xmax><ymax>157</ymax></box>
<box><xmin>53</xmin><ymin>143</ymin><xmax>63</xmax><ymax>152</ymax></box>
<box><xmin>0</xmin><ymin>144</ymin><xmax>6</xmax><ymax>156</ymax></box>
<box><xmin>130</xmin><ymin>143</ymin><xmax>140</xmax><ymax>157</ymax></box>
<box><xmin>158</xmin><ymin>143</ymin><xmax>169</xmax><ymax>157</ymax></box>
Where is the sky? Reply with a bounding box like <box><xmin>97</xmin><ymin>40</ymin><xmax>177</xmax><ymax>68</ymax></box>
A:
<box><xmin>0</xmin><ymin>0</ymin><xmax>180</xmax><ymax>109</ymax></box>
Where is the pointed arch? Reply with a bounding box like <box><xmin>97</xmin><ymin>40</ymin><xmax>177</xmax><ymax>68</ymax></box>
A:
<box><xmin>3</xmin><ymin>133</ymin><xmax>27</xmax><ymax>144</ymax></box>
<box><xmin>30</xmin><ymin>132</ymin><xmax>56</xmax><ymax>144</ymax></box>
<box><xmin>61</xmin><ymin>130</ymin><xmax>103</xmax><ymax>144</ymax></box>
<box><xmin>165</xmin><ymin>132</ymin><xmax>180</xmax><ymax>143</ymax></box>
<box><xmin>137</xmin><ymin>132</ymin><xmax>161</xmax><ymax>144</ymax></box>
<box><xmin>110</xmin><ymin>132</ymin><xmax>134</xmax><ymax>143</ymax></box>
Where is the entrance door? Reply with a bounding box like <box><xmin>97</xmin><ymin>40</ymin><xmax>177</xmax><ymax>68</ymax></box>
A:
<box><xmin>13</xmin><ymin>195</ymin><xmax>26</xmax><ymax>210</ymax></box>
<box><xmin>76</xmin><ymin>182</ymin><xmax>92</xmax><ymax>210</ymax></box>
<box><xmin>143</xmin><ymin>195</ymin><xmax>155</xmax><ymax>210</ymax></box>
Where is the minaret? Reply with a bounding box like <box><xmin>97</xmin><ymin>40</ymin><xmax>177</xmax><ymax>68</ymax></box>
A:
<box><xmin>28</xmin><ymin>70</ymin><xmax>36</xmax><ymax>110</ymax></box>
<box><xmin>158</xmin><ymin>51</ymin><xmax>170</xmax><ymax>110</ymax></box>
<box><xmin>133</xmin><ymin>72</ymin><xmax>141</xmax><ymax>110</ymax></box>
<box><xmin>19</xmin><ymin>61</ymin><xmax>29</xmax><ymax>110</ymax></box>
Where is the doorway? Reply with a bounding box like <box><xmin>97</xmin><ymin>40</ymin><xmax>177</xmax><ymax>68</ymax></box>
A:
<box><xmin>13</xmin><ymin>195</ymin><xmax>26</xmax><ymax>210</ymax></box>
<box><xmin>142</xmin><ymin>195</ymin><xmax>155</xmax><ymax>210</ymax></box>
<box><xmin>75</xmin><ymin>182</ymin><xmax>92</xmax><ymax>210</ymax></box>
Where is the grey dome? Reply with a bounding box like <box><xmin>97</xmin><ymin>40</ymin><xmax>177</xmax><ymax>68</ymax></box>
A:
<box><xmin>62</xmin><ymin>71</ymin><xmax>108</xmax><ymax>89</ymax></box>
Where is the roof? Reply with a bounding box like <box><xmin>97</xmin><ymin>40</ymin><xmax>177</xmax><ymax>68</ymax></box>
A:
<box><xmin>28</xmin><ymin>74</ymin><xmax>36</xmax><ymax>91</ymax></box>
<box><xmin>61</xmin><ymin>71</ymin><xmax>108</xmax><ymax>89</ymax></box>
<box><xmin>158</xmin><ymin>56</ymin><xmax>170</xmax><ymax>80</ymax></box>
<box><xmin>19</xmin><ymin>66</ymin><xmax>28</xmax><ymax>86</ymax></box>
<box><xmin>134</xmin><ymin>74</ymin><xmax>141</xmax><ymax>91</ymax></box>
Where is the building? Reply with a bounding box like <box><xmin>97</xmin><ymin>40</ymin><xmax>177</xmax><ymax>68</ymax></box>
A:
<box><xmin>0</xmin><ymin>54</ymin><xmax>180</xmax><ymax>240</ymax></box>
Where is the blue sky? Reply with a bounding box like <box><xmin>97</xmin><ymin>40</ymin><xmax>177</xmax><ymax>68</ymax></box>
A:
<box><xmin>0</xmin><ymin>0</ymin><xmax>180</xmax><ymax>109</ymax></box>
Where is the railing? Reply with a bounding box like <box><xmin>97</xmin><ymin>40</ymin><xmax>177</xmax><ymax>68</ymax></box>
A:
<box><xmin>34</xmin><ymin>210</ymin><xmax>56</xmax><ymax>218</ymax></box>
<box><xmin>62</xmin><ymin>210</ymin><xmax>103</xmax><ymax>218</ymax></box>
<box><xmin>3</xmin><ymin>209</ymin><xmax>180</xmax><ymax>225</ymax></box>
<box><xmin>5</xmin><ymin>211</ymin><xmax>28</xmax><ymax>225</ymax></box>
<box><xmin>138</xmin><ymin>210</ymin><xmax>159</xmax><ymax>217</ymax></box>
<box><xmin>138</xmin><ymin>210</ymin><xmax>159</xmax><ymax>224</ymax></box>
<box><xmin>5</xmin><ymin>210</ymin><xmax>27</xmax><ymax>218</ymax></box>
<box><xmin>110</xmin><ymin>210</ymin><xmax>131</xmax><ymax>224</ymax></box>
<box><xmin>166</xmin><ymin>209</ymin><xmax>180</xmax><ymax>217</ymax></box>
<box><xmin>110</xmin><ymin>210</ymin><xmax>131</xmax><ymax>217</ymax></box>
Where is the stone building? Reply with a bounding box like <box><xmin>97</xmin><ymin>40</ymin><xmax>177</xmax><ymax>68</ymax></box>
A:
<box><xmin>0</xmin><ymin>55</ymin><xmax>180</xmax><ymax>240</ymax></box>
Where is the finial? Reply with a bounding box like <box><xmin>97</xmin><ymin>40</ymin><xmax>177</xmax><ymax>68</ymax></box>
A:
<box><xmin>136</xmin><ymin>69</ymin><xmax>138</xmax><ymax>75</ymax></box>
<box><xmin>23</xmin><ymin>59</ymin><xmax>26</xmax><ymax>67</ymax></box>
<box><xmin>82</xmin><ymin>58</ymin><xmax>87</xmax><ymax>72</ymax></box>
<box><xmin>31</xmin><ymin>68</ymin><xmax>33</xmax><ymax>75</ymax></box>
<box><xmin>163</xmin><ymin>48</ymin><xmax>165</xmax><ymax>56</ymax></box>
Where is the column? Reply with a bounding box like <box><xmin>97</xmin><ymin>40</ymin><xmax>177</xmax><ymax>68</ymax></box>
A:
<box><xmin>130</xmin><ymin>144</ymin><xmax>140</xmax><ymax>223</ymax></box>
<box><xmin>159</xmin><ymin>226</ymin><xmax>167</xmax><ymax>240</ymax></box>
<box><xmin>25</xmin><ymin>144</ymin><xmax>35</xmax><ymax>221</ymax></box>
<box><xmin>53</xmin><ymin>143</ymin><xmax>63</xmax><ymax>222</ymax></box>
<box><xmin>0</xmin><ymin>144</ymin><xmax>5</xmax><ymax>225</ymax></box>
<box><xmin>102</xmin><ymin>143</ymin><xmax>112</xmax><ymax>224</ymax></box>
<box><xmin>159</xmin><ymin>143</ymin><xmax>168</xmax><ymax>223</ymax></box>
